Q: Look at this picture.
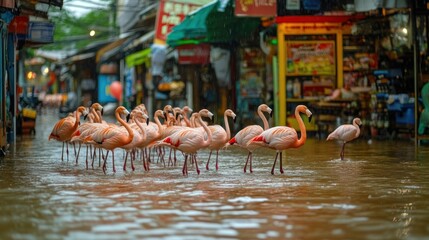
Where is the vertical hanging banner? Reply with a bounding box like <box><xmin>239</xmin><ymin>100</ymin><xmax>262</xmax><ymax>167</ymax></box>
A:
<box><xmin>235</xmin><ymin>0</ymin><xmax>277</xmax><ymax>17</ymax></box>
<box><xmin>154</xmin><ymin>0</ymin><xmax>212</xmax><ymax>45</ymax></box>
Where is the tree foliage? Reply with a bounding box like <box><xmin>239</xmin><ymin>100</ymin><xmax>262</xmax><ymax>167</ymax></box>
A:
<box><xmin>41</xmin><ymin>6</ymin><xmax>117</xmax><ymax>52</ymax></box>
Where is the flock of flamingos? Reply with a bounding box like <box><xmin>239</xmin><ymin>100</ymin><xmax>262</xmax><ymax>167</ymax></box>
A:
<box><xmin>48</xmin><ymin>103</ymin><xmax>361</xmax><ymax>175</ymax></box>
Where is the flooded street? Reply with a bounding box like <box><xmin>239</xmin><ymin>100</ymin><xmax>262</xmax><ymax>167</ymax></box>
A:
<box><xmin>1</xmin><ymin>112</ymin><xmax>429</xmax><ymax>240</ymax></box>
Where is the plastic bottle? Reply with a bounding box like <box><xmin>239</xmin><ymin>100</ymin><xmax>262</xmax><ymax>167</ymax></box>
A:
<box><xmin>287</xmin><ymin>80</ymin><xmax>293</xmax><ymax>98</ymax></box>
<box><xmin>293</xmin><ymin>78</ymin><xmax>301</xmax><ymax>98</ymax></box>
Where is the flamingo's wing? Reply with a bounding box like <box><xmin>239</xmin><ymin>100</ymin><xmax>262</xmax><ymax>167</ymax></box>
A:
<box><xmin>327</xmin><ymin>124</ymin><xmax>357</xmax><ymax>142</ymax></box>
<box><xmin>234</xmin><ymin>125</ymin><xmax>263</xmax><ymax>147</ymax></box>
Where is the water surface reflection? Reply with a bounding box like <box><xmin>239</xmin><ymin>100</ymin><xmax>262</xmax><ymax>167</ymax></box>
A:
<box><xmin>1</xmin><ymin>113</ymin><xmax>429</xmax><ymax>239</ymax></box>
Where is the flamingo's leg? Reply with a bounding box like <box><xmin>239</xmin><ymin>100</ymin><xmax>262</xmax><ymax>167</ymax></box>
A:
<box><xmin>271</xmin><ymin>152</ymin><xmax>279</xmax><ymax>175</ymax></box>
<box><xmin>75</xmin><ymin>143</ymin><xmax>81</xmax><ymax>165</ymax></box>
<box><xmin>123</xmin><ymin>152</ymin><xmax>129</xmax><ymax>171</ymax></box>
<box><xmin>279</xmin><ymin>151</ymin><xmax>284</xmax><ymax>174</ymax></box>
<box><xmin>215</xmin><ymin>150</ymin><xmax>219</xmax><ymax>171</ymax></box>
<box><xmin>182</xmin><ymin>155</ymin><xmax>188</xmax><ymax>176</ymax></box>
<box><xmin>206</xmin><ymin>150</ymin><xmax>212</xmax><ymax>170</ymax></box>
<box><xmin>244</xmin><ymin>152</ymin><xmax>251</xmax><ymax>173</ymax></box>
<box><xmin>195</xmin><ymin>155</ymin><xmax>200</xmax><ymax>175</ymax></box>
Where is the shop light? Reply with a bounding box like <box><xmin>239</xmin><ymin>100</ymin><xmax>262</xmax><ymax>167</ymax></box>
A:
<box><xmin>401</xmin><ymin>27</ymin><xmax>407</xmax><ymax>35</ymax></box>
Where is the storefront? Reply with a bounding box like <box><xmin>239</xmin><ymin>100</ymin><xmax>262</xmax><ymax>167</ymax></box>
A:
<box><xmin>275</xmin><ymin>1</ymin><xmax>428</xmax><ymax>143</ymax></box>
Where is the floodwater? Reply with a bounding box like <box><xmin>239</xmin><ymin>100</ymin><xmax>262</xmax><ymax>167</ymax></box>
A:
<box><xmin>1</xmin><ymin>112</ymin><xmax>429</xmax><ymax>240</ymax></box>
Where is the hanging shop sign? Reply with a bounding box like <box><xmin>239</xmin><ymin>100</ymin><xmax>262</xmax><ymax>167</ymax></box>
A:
<box><xmin>8</xmin><ymin>15</ymin><xmax>28</xmax><ymax>39</ymax></box>
<box><xmin>177</xmin><ymin>44</ymin><xmax>210</xmax><ymax>65</ymax></box>
<box><xmin>234</xmin><ymin>0</ymin><xmax>277</xmax><ymax>17</ymax></box>
<box><xmin>154</xmin><ymin>0</ymin><xmax>211</xmax><ymax>45</ymax></box>
<box><xmin>286</xmin><ymin>40</ymin><xmax>336</xmax><ymax>76</ymax></box>
<box><xmin>27</xmin><ymin>21</ymin><xmax>54</xmax><ymax>43</ymax></box>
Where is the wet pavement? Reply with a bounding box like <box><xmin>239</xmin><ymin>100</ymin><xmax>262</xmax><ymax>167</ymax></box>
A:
<box><xmin>1</xmin><ymin>111</ymin><xmax>429</xmax><ymax>239</ymax></box>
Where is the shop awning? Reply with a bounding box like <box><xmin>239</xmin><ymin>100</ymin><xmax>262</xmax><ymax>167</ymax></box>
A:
<box><xmin>125</xmin><ymin>48</ymin><xmax>151</xmax><ymax>68</ymax></box>
<box><xmin>123</xmin><ymin>30</ymin><xmax>155</xmax><ymax>52</ymax></box>
<box><xmin>166</xmin><ymin>0</ymin><xmax>260</xmax><ymax>47</ymax></box>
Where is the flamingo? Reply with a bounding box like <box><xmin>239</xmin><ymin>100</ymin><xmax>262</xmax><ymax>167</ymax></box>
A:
<box><xmin>121</xmin><ymin>110</ymin><xmax>149</xmax><ymax>171</ymax></box>
<box><xmin>72</xmin><ymin>102</ymin><xmax>104</xmax><ymax>166</ymax></box>
<box><xmin>248</xmin><ymin>105</ymin><xmax>312</xmax><ymax>175</ymax></box>
<box><xmin>84</xmin><ymin>106</ymin><xmax>133</xmax><ymax>174</ymax></box>
<box><xmin>228</xmin><ymin>104</ymin><xmax>272</xmax><ymax>173</ymax></box>
<box><xmin>206</xmin><ymin>109</ymin><xmax>236</xmax><ymax>171</ymax></box>
<box><xmin>157</xmin><ymin>109</ymin><xmax>214</xmax><ymax>176</ymax></box>
<box><xmin>49</xmin><ymin>106</ymin><xmax>89</xmax><ymax>161</ymax></box>
<box><xmin>326</xmin><ymin>117</ymin><xmax>362</xmax><ymax>160</ymax></box>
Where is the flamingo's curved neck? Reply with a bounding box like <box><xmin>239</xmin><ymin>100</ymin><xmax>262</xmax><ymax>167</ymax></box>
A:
<box><xmin>224</xmin><ymin>113</ymin><xmax>232</xmax><ymax>140</ymax></box>
<box><xmin>73</xmin><ymin>110</ymin><xmax>81</xmax><ymax>129</ymax></box>
<box><xmin>183</xmin><ymin>111</ymin><xmax>191</xmax><ymax>127</ymax></box>
<box><xmin>353</xmin><ymin>120</ymin><xmax>361</xmax><ymax>138</ymax></box>
<box><xmin>258</xmin><ymin>108</ymin><xmax>269</xmax><ymax>130</ymax></box>
<box><xmin>116</xmin><ymin>110</ymin><xmax>134</xmax><ymax>142</ymax></box>
<box><xmin>134</xmin><ymin>117</ymin><xmax>146</xmax><ymax>141</ymax></box>
<box><xmin>91</xmin><ymin>108</ymin><xmax>100</xmax><ymax>123</ymax></box>
<box><xmin>293</xmin><ymin>109</ymin><xmax>307</xmax><ymax>148</ymax></box>
<box><xmin>198</xmin><ymin>114</ymin><xmax>212</xmax><ymax>146</ymax></box>
<box><xmin>154</xmin><ymin>113</ymin><xmax>163</xmax><ymax>135</ymax></box>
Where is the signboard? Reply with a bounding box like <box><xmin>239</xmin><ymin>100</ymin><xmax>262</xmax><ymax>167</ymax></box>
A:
<box><xmin>98</xmin><ymin>75</ymin><xmax>118</xmax><ymax>103</ymax></box>
<box><xmin>154</xmin><ymin>0</ymin><xmax>210</xmax><ymax>44</ymax></box>
<box><xmin>177</xmin><ymin>44</ymin><xmax>210</xmax><ymax>64</ymax></box>
<box><xmin>235</xmin><ymin>0</ymin><xmax>277</xmax><ymax>17</ymax></box>
<box><xmin>286</xmin><ymin>41</ymin><xmax>336</xmax><ymax>76</ymax></box>
<box><xmin>27</xmin><ymin>21</ymin><xmax>54</xmax><ymax>43</ymax></box>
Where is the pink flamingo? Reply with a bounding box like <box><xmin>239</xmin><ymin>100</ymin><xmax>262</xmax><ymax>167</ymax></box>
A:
<box><xmin>228</xmin><ymin>104</ymin><xmax>272</xmax><ymax>173</ymax></box>
<box><xmin>248</xmin><ymin>105</ymin><xmax>312</xmax><ymax>175</ymax></box>
<box><xmin>72</xmin><ymin>103</ymin><xmax>104</xmax><ymax>166</ymax></box>
<box><xmin>49</xmin><ymin>106</ymin><xmax>89</xmax><ymax>161</ymax></box>
<box><xmin>121</xmin><ymin>110</ymin><xmax>149</xmax><ymax>171</ymax></box>
<box><xmin>326</xmin><ymin>117</ymin><xmax>362</xmax><ymax>160</ymax></box>
<box><xmin>206</xmin><ymin>109</ymin><xmax>236</xmax><ymax>171</ymax></box>
<box><xmin>84</xmin><ymin>106</ymin><xmax>134</xmax><ymax>174</ymax></box>
<box><xmin>157</xmin><ymin>109</ymin><xmax>214</xmax><ymax>176</ymax></box>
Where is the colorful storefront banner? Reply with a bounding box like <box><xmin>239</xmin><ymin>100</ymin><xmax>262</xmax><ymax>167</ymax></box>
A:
<box><xmin>286</xmin><ymin>40</ymin><xmax>336</xmax><ymax>76</ymax></box>
<box><xmin>177</xmin><ymin>44</ymin><xmax>210</xmax><ymax>64</ymax></box>
<box><xmin>234</xmin><ymin>0</ymin><xmax>277</xmax><ymax>17</ymax></box>
<box><xmin>154</xmin><ymin>0</ymin><xmax>211</xmax><ymax>45</ymax></box>
<box><xmin>98</xmin><ymin>74</ymin><xmax>118</xmax><ymax>103</ymax></box>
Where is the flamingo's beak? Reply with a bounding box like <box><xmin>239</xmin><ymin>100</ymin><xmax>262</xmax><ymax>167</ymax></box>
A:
<box><xmin>101</xmin><ymin>108</ymin><xmax>104</xmax><ymax>115</ymax></box>
<box><xmin>146</xmin><ymin>118</ymin><xmax>150</xmax><ymax>125</ymax></box>
<box><xmin>233</xmin><ymin>115</ymin><xmax>237</xmax><ymax>123</ymax></box>
<box><xmin>126</xmin><ymin>114</ymin><xmax>131</xmax><ymax>122</ymax></box>
<box><xmin>308</xmin><ymin>115</ymin><xmax>312</xmax><ymax>122</ymax></box>
<box><xmin>83</xmin><ymin>114</ymin><xmax>88</xmax><ymax>120</ymax></box>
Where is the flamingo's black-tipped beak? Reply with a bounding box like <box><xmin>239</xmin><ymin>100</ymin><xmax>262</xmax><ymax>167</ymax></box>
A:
<box><xmin>308</xmin><ymin>115</ymin><xmax>312</xmax><ymax>122</ymax></box>
<box><xmin>146</xmin><ymin>118</ymin><xmax>150</xmax><ymax>125</ymax></box>
<box><xmin>101</xmin><ymin>108</ymin><xmax>104</xmax><ymax>115</ymax></box>
<box><xmin>163</xmin><ymin>112</ymin><xmax>167</xmax><ymax>119</ymax></box>
<box><xmin>233</xmin><ymin>116</ymin><xmax>236</xmax><ymax>123</ymax></box>
<box><xmin>270</xmin><ymin>111</ymin><xmax>273</xmax><ymax>117</ymax></box>
<box><xmin>126</xmin><ymin>114</ymin><xmax>131</xmax><ymax>122</ymax></box>
<box><xmin>83</xmin><ymin>114</ymin><xmax>88</xmax><ymax>120</ymax></box>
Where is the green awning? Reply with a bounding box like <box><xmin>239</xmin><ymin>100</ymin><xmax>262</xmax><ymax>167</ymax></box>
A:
<box><xmin>125</xmin><ymin>48</ymin><xmax>151</xmax><ymax>68</ymax></box>
<box><xmin>166</xmin><ymin>0</ymin><xmax>260</xmax><ymax>47</ymax></box>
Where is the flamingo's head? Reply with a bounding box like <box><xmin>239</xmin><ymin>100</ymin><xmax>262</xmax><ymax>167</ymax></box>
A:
<box><xmin>259</xmin><ymin>104</ymin><xmax>273</xmax><ymax>117</ymax></box>
<box><xmin>354</xmin><ymin>118</ymin><xmax>362</xmax><ymax>127</ymax></box>
<box><xmin>198</xmin><ymin>109</ymin><xmax>214</xmax><ymax>121</ymax></box>
<box><xmin>77</xmin><ymin>106</ymin><xmax>89</xmax><ymax>119</ymax></box>
<box><xmin>297</xmin><ymin>105</ymin><xmax>312</xmax><ymax>122</ymax></box>
<box><xmin>91</xmin><ymin>102</ymin><xmax>104</xmax><ymax>115</ymax></box>
<box><xmin>225</xmin><ymin>109</ymin><xmax>237</xmax><ymax>123</ymax></box>
<box><xmin>182</xmin><ymin>106</ymin><xmax>193</xmax><ymax>114</ymax></box>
